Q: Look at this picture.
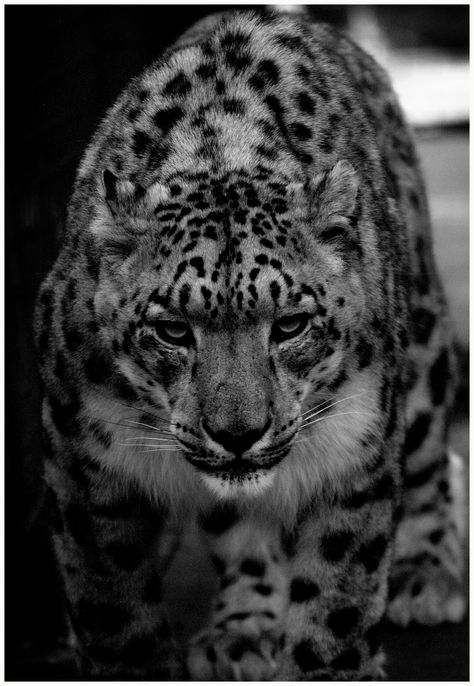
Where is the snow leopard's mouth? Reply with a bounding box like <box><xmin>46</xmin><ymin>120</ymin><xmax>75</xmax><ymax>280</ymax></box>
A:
<box><xmin>184</xmin><ymin>450</ymin><xmax>287</xmax><ymax>475</ymax></box>
<box><xmin>198</xmin><ymin>464</ymin><xmax>279</xmax><ymax>498</ymax></box>
<box><xmin>176</xmin><ymin>430</ymin><xmax>295</xmax><ymax>476</ymax></box>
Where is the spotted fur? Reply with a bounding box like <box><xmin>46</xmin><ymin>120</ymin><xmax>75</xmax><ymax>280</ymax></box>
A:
<box><xmin>35</xmin><ymin>10</ymin><xmax>465</xmax><ymax>680</ymax></box>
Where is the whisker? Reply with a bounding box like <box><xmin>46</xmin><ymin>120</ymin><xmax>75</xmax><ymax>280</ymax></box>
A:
<box><xmin>121</xmin><ymin>436</ymin><xmax>177</xmax><ymax>442</ymax></box>
<box><xmin>86</xmin><ymin>415</ymin><xmax>151</xmax><ymax>431</ymax></box>
<box><xmin>119</xmin><ymin>417</ymin><xmax>172</xmax><ymax>434</ymax></box>
<box><xmin>119</xmin><ymin>443</ymin><xmax>176</xmax><ymax>450</ymax></box>
<box><xmin>302</xmin><ymin>410</ymin><xmax>375</xmax><ymax>430</ymax></box>
<box><xmin>86</xmin><ymin>416</ymin><xmax>161</xmax><ymax>433</ymax></box>
<box><xmin>301</xmin><ymin>390</ymin><xmax>372</xmax><ymax>418</ymax></box>
<box><xmin>94</xmin><ymin>391</ymin><xmax>173</xmax><ymax>425</ymax></box>
<box><xmin>118</xmin><ymin>443</ymin><xmax>176</xmax><ymax>448</ymax></box>
<box><xmin>302</xmin><ymin>392</ymin><xmax>373</xmax><ymax>422</ymax></box>
<box><xmin>136</xmin><ymin>448</ymin><xmax>183</xmax><ymax>454</ymax></box>
<box><xmin>301</xmin><ymin>398</ymin><xmax>336</xmax><ymax>418</ymax></box>
<box><xmin>109</xmin><ymin>398</ymin><xmax>172</xmax><ymax>425</ymax></box>
<box><xmin>94</xmin><ymin>417</ymin><xmax>171</xmax><ymax>435</ymax></box>
<box><xmin>122</xmin><ymin>418</ymin><xmax>172</xmax><ymax>433</ymax></box>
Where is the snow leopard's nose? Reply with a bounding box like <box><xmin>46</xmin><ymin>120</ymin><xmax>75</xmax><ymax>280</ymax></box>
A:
<box><xmin>201</xmin><ymin>417</ymin><xmax>272</xmax><ymax>455</ymax></box>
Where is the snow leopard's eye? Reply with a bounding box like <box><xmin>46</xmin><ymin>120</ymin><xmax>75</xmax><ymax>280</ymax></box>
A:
<box><xmin>273</xmin><ymin>314</ymin><xmax>311</xmax><ymax>343</ymax></box>
<box><xmin>154</xmin><ymin>320</ymin><xmax>193</xmax><ymax>347</ymax></box>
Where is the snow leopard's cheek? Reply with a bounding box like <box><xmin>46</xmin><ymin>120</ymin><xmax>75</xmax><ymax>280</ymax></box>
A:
<box><xmin>274</xmin><ymin>318</ymin><xmax>347</xmax><ymax>399</ymax></box>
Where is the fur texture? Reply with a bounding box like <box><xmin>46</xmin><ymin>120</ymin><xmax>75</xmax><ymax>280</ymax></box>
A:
<box><xmin>35</xmin><ymin>10</ymin><xmax>465</xmax><ymax>680</ymax></box>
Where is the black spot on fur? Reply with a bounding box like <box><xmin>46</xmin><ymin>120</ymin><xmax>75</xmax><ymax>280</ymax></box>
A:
<box><xmin>405</xmin><ymin>459</ymin><xmax>441</xmax><ymax>490</ymax></box>
<box><xmin>331</xmin><ymin>647</ymin><xmax>361</xmax><ymax>671</ymax></box>
<box><xmin>429</xmin><ymin>348</ymin><xmax>450</xmax><ymax>405</ymax></box>
<box><xmin>365</xmin><ymin>620</ymin><xmax>384</xmax><ymax>655</ymax></box>
<box><xmin>254</xmin><ymin>582</ymin><xmax>273</xmax><ymax>596</ymax></box>
<box><xmin>132</xmin><ymin>130</ymin><xmax>151</xmax><ymax>157</ymax></box>
<box><xmin>153</xmin><ymin>106</ymin><xmax>184</xmax><ymax>135</ymax></box>
<box><xmin>296</xmin><ymin>91</ymin><xmax>315</xmax><ymax>115</ymax></box>
<box><xmin>291</xmin><ymin>122</ymin><xmax>312</xmax><ymax>140</ymax></box>
<box><xmin>219</xmin><ymin>32</ymin><xmax>251</xmax><ymax>71</ymax></box>
<box><xmin>128</xmin><ymin>108</ymin><xmax>139</xmax><ymax>122</ymax></box>
<box><xmin>414</xmin><ymin>235</ymin><xmax>430</xmax><ymax>294</ymax></box>
<box><xmin>222</xmin><ymin>98</ymin><xmax>245</xmax><ymax>115</ymax></box>
<box><xmin>148</xmin><ymin>140</ymin><xmax>171</xmax><ymax>171</ymax></box>
<box><xmin>163</xmin><ymin>71</ymin><xmax>191</xmax><ymax>97</ymax></box>
<box><xmin>281</xmin><ymin>527</ymin><xmax>299</xmax><ymax>557</ymax></box>
<box><xmin>173</xmin><ymin>260</ymin><xmax>188</xmax><ymax>282</ymax></box>
<box><xmin>270</xmin><ymin>280</ymin><xmax>281</xmax><ymax>303</ymax></box>
<box><xmin>355</xmin><ymin>336</ymin><xmax>373</xmax><ymax>369</ymax></box>
<box><xmin>265</xmin><ymin>94</ymin><xmax>285</xmax><ymax>126</ymax></box>
<box><xmin>319</xmin><ymin>225</ymin><xmax>346</xmax><ymax>244</ymax></box>
<box><xmin>210</xmin><ymin>554</ymin><xmax>226</xmax><ymax>576</ymax></box>
<box><xmin>320</xmin><ymin>531</ymin><xmax>354</xmax><ymax>562</ymax></box>
<box><xmin>293</xmin><ymin>640</ymin><xmax>325</xmax><ymax>672</ymax></box>
<box><xmin>84</xmin><ymin>352</ymin><xmax>113</xmax><ymax>385</ymax></box>
<box><xmin>355</xmin><ymin>534</ymin><xmax>389</xmax><ymax>573</ymax></box>
<box><xmin>412</xmin><ymin>307</ymin><xmax>436</xmax><ymax>344</ymax></box>
<box><xmin>172</xmin><ymin>228</ymin><xmax>185</xmax><ymax>245</ymax></box>
<box><xmin>240</xmin><ymin>558</ymin><xmax>265</xmax><ymax>577</ymax></box>
<box><xmin>428</xmin><ymin>528</ymin><xmax>444</xmax><ymax>544</ymax></box>
<box><xmin>276</xmin><ymin>32</ymin><xmax>306</xmax><ymax>52</ymax></box>
<box><xmin>227</xmin><ymin>638</ymin><xmax>249</xmax><ymax>661</ymax></box>
<box><xmin>255</xmin><ymin>253</ymin><xmax>268</xmax><ymax>265</ymax></box>
<box><xmin>189</xmin><ymin>256</ymin><xmax>205</xmax><ymax>278</ymax></box>
<box><xmin>249</xmin><ymin>59</ymin><xmax>280</xmax><ymax>92</ymax></box>
<box><xmin>404</xmin><ymin>412</ymin><xmax>432</xmax><ymax>455</ymax></box>
<box><xmin>196</xmin><ymin>62</ymin><xmax>214</xmax><ymax>80</ymax></box>
<box><xmin>290</xmin><ymin>577</ymin><xmax>320</xmax><ymax>602</ymax></box>
<box><xmin>179</xmin><ymin>284</ymin><xmax>191</xmax><ymax>309</ymax></box>
<box><xmin>255</xmin><ymin>144</ymin><xmax>277</xmax><ymax>160</ymax></box>
<box><xmin>326</xmin><ymin>606</ymin><xmax>361</xmax><ymax>638</ymax></box>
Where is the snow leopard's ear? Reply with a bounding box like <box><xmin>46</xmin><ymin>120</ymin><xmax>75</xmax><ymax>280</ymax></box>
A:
<box><xmin>289</xmin><ymin>160</ymin><xmax>361</xmax><ymax>251</ymax></box>
<box><xmin>101</xmin><ymin>169</ymin><xmax>170</xmax><ymax>217</ymax></box>
<box><xmin>308</xmin><ymin>160</ymin><xmax>359</xmax><ymax>225</ymax></box>
<box><xmin>288</xmin><ymin>160</ymin><xmax>359</xmax><ymax>219</ymax></box>
<box><xmin>91</xmin><ymin>171</ymin><xmax>171</xmax><ymax>259</ymax></box>
<box><xmin>102</xmin><ymin>169</ymin><xmax>139</xmax><ymax>216</ymax></box>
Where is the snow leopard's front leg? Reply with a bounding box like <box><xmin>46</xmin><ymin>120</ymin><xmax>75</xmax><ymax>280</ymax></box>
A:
<box><xmin>280</xmin><ymin>473</ymin><xmax>396</xmax><ymax>680</ymax></box>
<box><xmin>43</xmin><ymin>428</ymin><xmax>183</xmax><ymax>679</ymax></box>
<box><xmin>187</xmin><ymin>504</ymin><xmax>289</xmax><ymax>680</ymax></box>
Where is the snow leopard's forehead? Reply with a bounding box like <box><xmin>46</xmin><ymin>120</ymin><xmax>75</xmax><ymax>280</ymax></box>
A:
<box><xmin>137</xmin><ymin>170</ymin><xmax>324</xmax><ymax>326</ymax></box>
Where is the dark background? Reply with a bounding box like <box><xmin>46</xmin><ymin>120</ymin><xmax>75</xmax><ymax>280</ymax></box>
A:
<box><xmin>5</xmin><ymin>5</ymin><xmax>469</xmax><ymax>680</ymax></box>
